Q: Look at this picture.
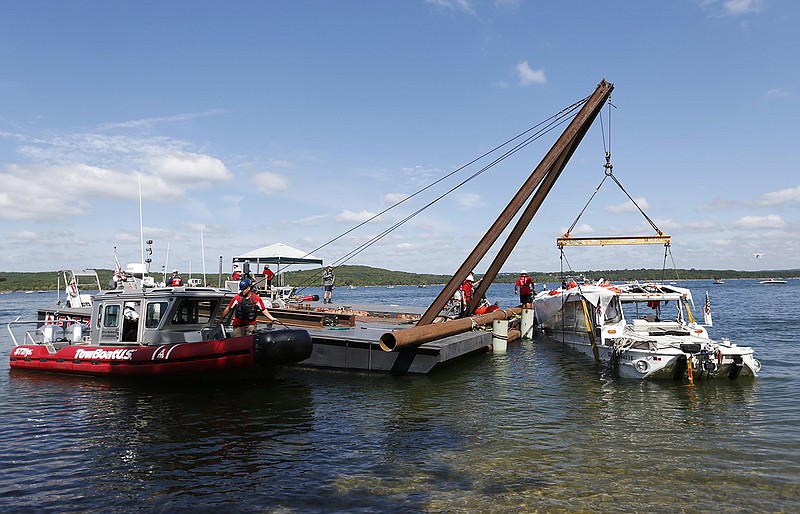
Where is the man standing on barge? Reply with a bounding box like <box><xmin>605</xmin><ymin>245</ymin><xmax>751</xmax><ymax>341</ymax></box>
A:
<box><xmin>322</xmin><ymin>265</ymin><xmax>335</xmax><ymax>304</ymax></box>
<box><xmin>515</xmin><ymin>270</ymin><xmax>534</xmax><ymax>308</ymax></box>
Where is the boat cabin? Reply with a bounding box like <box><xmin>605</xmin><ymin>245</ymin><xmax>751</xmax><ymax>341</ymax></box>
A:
<box><xmin>90</xmin><ymin>287</ymin><xmax>234</xmax><ymax>346</ymax></box>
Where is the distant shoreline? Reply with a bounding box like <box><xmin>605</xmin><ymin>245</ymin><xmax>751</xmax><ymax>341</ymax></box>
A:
<box><xmin>1</xmin><ymin>265</ymin><xmax>798</xmax><ymax>291</ymax></box>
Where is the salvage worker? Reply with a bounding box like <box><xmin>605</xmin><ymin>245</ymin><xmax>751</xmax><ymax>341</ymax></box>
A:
<box><xmin>221</xmin><ymin>279</ymin><xmax>276</xmax><ymax>337</ymax></box>
<box><xmin>262</xmin><ymin>265</ymin><xmax>274</xmax><ymax>289</ymax></box>
<box><xmin>167</xmin><ymin>269</ymin><xmax>183</xmax><ymax>287</ymax></box>
<box><xmin>514</xmin><ymin>270</ymin><xmax>535</xmax><ymax>308</ymax></box>
<box><xmin>459</xmin><ymin>273</ymin><xmax>475</xmax><ymax>317</ymax></box>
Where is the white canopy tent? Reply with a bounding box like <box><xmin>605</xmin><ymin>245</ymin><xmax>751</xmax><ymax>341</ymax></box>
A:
<box><xmin>232</xmin><ymin>243</ymin><xmax>323</xmax><ymax>287</ymax></box>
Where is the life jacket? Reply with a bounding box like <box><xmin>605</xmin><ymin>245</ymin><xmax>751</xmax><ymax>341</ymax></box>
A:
<box><xmin>236</xmin><ymin>295</ymin><xmax>258</xmax><ymax>321</ymax></box>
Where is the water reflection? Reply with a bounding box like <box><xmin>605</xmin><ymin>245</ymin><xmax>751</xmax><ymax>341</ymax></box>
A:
<box><xmin>2</xmin><ymin>283</ymin><xmax>799</xmax><ymax>512</ymax></box>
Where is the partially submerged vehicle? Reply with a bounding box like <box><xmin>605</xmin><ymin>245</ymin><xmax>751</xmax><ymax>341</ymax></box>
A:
<box><xmin>534</xmin><ymin>281</ymin><xmax>760</xmax><ymax>380</ymax></box>
<box><xmin>9</xmin><ymin>285</ymin><xmax>312</xmax><ymax>378</ymax></box>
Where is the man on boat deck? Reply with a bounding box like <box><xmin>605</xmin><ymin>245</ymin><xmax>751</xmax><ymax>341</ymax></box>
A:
<box><xmin>221</xmin><ymin>279</ymin><xmax>276</xmax><ymax>337</ymax></box>
<box><xmin>514</xmin><ymin>270</ymin><xmax>534</xmax><ymax>308</ymax></box>
<box><xmin>167</xmin><ymin>269</ymin><xmax>183</xmax><ymax>287</ymax></box>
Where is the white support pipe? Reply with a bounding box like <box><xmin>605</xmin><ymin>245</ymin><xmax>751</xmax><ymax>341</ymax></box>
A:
<box><xmin>521</xmin><ymin>308</ymin><xmax>535</xmax><ymax>340</ymax></box>
<box><xmin>492</xmin><ymin>319</ymin><xmax>509</xmax><ymax>353</ymax></box>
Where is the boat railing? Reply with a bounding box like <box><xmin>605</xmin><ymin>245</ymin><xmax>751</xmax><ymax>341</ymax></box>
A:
<box><xmin>7</xmin><ymin>316</ymin><xmax>91</xmax><ymax>348</ymax></box>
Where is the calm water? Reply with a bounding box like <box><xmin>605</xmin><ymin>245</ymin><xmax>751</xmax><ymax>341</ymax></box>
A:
<box><xmin>1</xmin><ymin>280</ymin><xmax>798</xmax><ymax>513</ymax></box>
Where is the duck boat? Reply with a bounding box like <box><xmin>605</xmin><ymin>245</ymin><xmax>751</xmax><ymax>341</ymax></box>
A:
<box><xmin>9</xmin><ymin>285</ymin><xmax>312</xmax><ymax>378</ymax></box>
<box><xmin>533</xmin><ymin>281</ymin><xmax>760</xmax><ymax>380</ymax></box>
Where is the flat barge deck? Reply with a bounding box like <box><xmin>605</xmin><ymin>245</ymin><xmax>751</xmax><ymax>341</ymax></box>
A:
<box><xmin>282</xmin><ymin>302</ymin><xmax>493</xmax><ymax>374</ymax></box>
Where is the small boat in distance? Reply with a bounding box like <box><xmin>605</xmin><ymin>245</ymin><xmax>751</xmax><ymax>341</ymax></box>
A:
<box><xmin>713</xmin><ymin>278</ymin><xmax>725</xmax><ymax>284</ymax></box>
<box><xmin>759</xmin><ymin>278</ymin><xmax>787</xmax><ymax>285</ymax></box>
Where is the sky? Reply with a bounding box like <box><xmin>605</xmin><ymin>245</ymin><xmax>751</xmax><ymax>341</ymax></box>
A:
<box><xmin>1</xmin><ymin>0</ymin><xmax>798</xmax><ymax>277</ymax></box>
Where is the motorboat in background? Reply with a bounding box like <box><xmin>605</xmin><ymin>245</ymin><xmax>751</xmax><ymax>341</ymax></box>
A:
<box><xmin>759</xmin><ymin>278</ymin><xmax>787</xmax><ymax>285</ymax></box>
<box><xmin>533</xmin><ymin>280</ymin><xmax>760</xmax><ymax>380</ymax></box>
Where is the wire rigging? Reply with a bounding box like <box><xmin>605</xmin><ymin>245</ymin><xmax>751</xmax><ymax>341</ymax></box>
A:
<box><xmin>284</xmin><ymin>95</ymin><xmax>592</xmax><ymax>291</ymax></box>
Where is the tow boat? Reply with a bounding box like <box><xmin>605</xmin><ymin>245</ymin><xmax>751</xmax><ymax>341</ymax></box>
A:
<box><xmin>9</xmin><ymin>285</ymin><xmax>312</xmax><ymax>378</ymax></box>
<box><xmin>533</xmin><ymin>281</ymin><xmax>760</xmax><ymax>380</ymax></box>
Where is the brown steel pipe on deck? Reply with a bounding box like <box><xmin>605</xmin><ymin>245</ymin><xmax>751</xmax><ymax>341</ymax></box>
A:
<box><xmin>379</xmin><ymin>307</ymin><xmax>521</xmax><ymax>352</ymax></box>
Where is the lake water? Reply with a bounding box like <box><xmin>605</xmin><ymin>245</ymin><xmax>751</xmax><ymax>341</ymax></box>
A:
<box><xmin>1</xmin><ymin>280</ymin><xmax>798</xmax><ymax>512</ymax></box>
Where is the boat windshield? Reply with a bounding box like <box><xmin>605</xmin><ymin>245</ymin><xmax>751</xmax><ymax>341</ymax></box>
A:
<box><xmin>604</xmin><ymin>297</ymin><xmax>622</xmax><ymax>324</ymax></box>
<box><xmin>170</xmin><ymin>299</ymin><xmax>219</xmax><ymax>326</ymax></box>
<box><xmin>145</xmin><ymin>302</ymin><xmax>169</xmax><ymax>329</ymax></box>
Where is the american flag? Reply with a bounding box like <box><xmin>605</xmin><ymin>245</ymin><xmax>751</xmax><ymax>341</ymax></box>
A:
<box><xmin>703</xmin><ymin>291</ymin><xmax>713</xmax><ymax>326</ymax></box>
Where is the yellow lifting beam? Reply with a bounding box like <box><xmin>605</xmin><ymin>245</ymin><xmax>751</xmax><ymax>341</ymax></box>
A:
<box><xmin>557</xmin><ymin>235</ymin><xmax>671</xmax><ymax>248</ymax></box>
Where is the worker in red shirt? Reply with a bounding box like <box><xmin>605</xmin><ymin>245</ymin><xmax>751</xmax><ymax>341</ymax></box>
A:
<box><xmin>221</xmin><ymin>279</ymin><xmax>276</xmax><ymax>337</ymax></box>
<box><xmin>262</xmin><ymin>265</ymin><xmax>275</xmax><ymax>290</ymax></box>
<box><xmin>459</xmin><ymin>273</ymin><xmax>476</xmax><ymax>317</ymax></box>
<box><xmin>514</xmin><ymin>270</ymin><xmax>535</xmax><ymax>308</ymax></box>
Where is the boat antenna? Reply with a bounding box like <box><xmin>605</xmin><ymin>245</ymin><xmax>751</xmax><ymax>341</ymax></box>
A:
<box><xmin>138</xmin><ymin>173</ymin><xmax>145</xmax><ymax>265</ymax></box>
<box><xmin>163</xmin><ymin>242</ymin><xmax>170</xmax><ymax>282</ymax></box>
<box><xmin>201</xmin><ymin>228</ymin><xmax>207</xmax><ymax>286</ymax></box>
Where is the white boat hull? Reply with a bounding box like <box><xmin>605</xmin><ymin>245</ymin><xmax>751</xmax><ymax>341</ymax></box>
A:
<box><xmin>535</xmin><ymin>283</ymin><xmax>760</xmax><ymax>381</ymax></box>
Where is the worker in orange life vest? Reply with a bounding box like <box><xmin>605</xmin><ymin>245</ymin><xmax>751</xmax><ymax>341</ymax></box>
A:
<box><xmin>221</xmin><ymin>279</ymin><xmax>276</xmax><ymax>337</ymax></box>
<box><xmin>167</xmin><ymin>269</ymin><xmax>184</xmax><ymax>287</ymax></box>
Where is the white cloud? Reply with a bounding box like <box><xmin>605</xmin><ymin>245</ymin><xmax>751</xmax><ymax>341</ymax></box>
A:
<box><xmin>723</xmin><ymin>0</ymin><xmax>765</xmax><ymax>16</ymax></box>
<box><xmin>425</xmin><ymin>0</ymin><xmax>476</xmax><ymax>15</ymax></box>
<box><xmin>283</xmin><ymin>215</ymin><xmax>327</xmax><ymax>228</ymax></box>
<box><xmin>606</xmin><ymin>197</ymin><xmax>650</xmax><ymax>214</ymax></box>
<box><xmin>268</xmin><ymin>159</ymin><xmax>294</xmax><ymax>169</ymax></box>
<box><xmin>252</xmin><ymin>171</ymin><xmax>290</xmax><ymax>195</ymax></box>
<box><xmin>733</xmin><ymin>214</ymin><xmax>786</xmax><ymax>229</ymax></box>
<box><xmin>0</xmin><ymin>129</ymin><xmax>235</xmax><ymax>221</ymax></box>
<box><xmin>395</xmin><ymin>242</ymin><xmax>414</xmax><ymax>251</ymax></box>
<box><xmin>756</xmin><ymin>185</ymin><xmax>800</xmax><ymax>206</ymax></box>
<box><xmin>384</xmin><ymin>192</ymin><xmax>410</xmax><ymax>204</ymax></box>
<box><xmin>565</xmin><ymin>223</ymin><xmax>594</xmax><ymax>236</ymax></box>
<box><xmin>456</xmin><ymin>192</ymin><xmax>484</xmax><ymax>208</ymax></box>
<box><xmin>515</xmin><ymin>61</ymin><xmax>546</xmax><ymax>86</ymax></box>
<box><xmin>0</xmin><ymin>164</ymin><xmax>92</xmax><ymax>220</ymax></box>
<box><xmin>683</xmin><ymin>220</ymin><xmax>718</xmax><ymax>231</ymax></box>
<box><xmin>98</xmin><ymin>110</ymin><xmax>226</xmax><ymax>130</ymax></box>
<box><xmin>335</xmin><ymin>209</ymin><xmax>379</xmax><ymax>223</ymax></box>
<box><xmin>696</xmin><ymin>198</ymin><xmax>735</xmax><ymax>212</ymax></box>
<box><xmin>766</xmin><ymin>86</ymin><xmax>795</xmax><ymax>99</ymax></box>
<box><xmin>8</xmin><ymin>230</ymin><xmax>39</xmax><ymax>241</ymax></box>
<box><xmin>149</xmin><ymin>152</ymin><xmax>231</xmax><ymax>184</ymax></box>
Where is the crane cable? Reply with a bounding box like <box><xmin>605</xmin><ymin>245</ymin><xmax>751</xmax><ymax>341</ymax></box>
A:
<box><xmin>288</xmin><ymin>95</ymin><xmax>592</xmax><ymax>292</ymax></box>
<box><xmin>563</xmin><ymin>98</ymin><xmax>663</xmax><ymax>239</ymax></box>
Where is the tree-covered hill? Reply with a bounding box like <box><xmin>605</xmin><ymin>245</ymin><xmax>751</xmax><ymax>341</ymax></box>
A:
<box><xmin>1</xmin><ymin>265</ymin><xmax>797</xmax><ymax>291</ymax></box>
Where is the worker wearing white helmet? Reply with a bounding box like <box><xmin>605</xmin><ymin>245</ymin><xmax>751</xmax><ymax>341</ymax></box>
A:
<box><xmin>514</xmin><ymin>270</ymin><xmax>534</xmax><ymax>308</ymax></box>
<box><xmin>167</xmin><ymin>269</ymin><xmax>184</xmax><ymax>287</ymax></box>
